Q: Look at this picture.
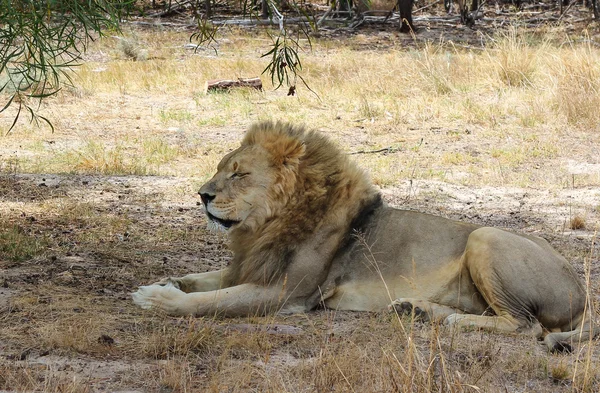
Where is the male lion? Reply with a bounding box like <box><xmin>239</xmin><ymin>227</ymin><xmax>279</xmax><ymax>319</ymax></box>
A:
<box><xmin>132</xmin><ymin>121</ymin><xmax>596</xmax><ymax>352</ymax></box>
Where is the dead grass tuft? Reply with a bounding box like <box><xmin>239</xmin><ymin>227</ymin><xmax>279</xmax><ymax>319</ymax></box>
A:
<box><xmin>553</xmin><ymin>44</ymin><xmax>600</xmax><ymax>130</ymax></box>
<box><xmin>0</xmin><ymin>224</ymin><xmax>48</xmax><ymax>264</ymax></box>
<box><xmin>115</xmin><ymin>36</ymin><xmax>149</xmax><ymax>61</ymax></box>
<box><xmin>491</xmin><ymin>27</ymin><xmax>539</xmax><ymax>87</ymax></box>
<box><xmin>417</xmin><ymin>43</ymin><xmax>455</xmax><ymax>95</ymax></box>
<box><xmin>0</xmin><ymin>364</ymin><xmax>91</xmax><ymax>392</ymax></box>
<box><xmin>141</xmin><ymin>319</ymin><xmax>218</xmax><ymax>359</ymax></box>
<box><xmin>550</xmin><ymin>361</ymin><xmax>570</xmax><ymax>384</ymax></box>
<box><xmin>60</xmin><ymin>141</ymin><xmax>150</xmax><ymax>175</ymax></box>
<box><xmin>569</xmin><ymin>215</ymin><xmax>586</xmax><ymax>230</ymax></box>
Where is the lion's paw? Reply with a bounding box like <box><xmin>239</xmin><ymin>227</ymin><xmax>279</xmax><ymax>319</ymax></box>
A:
<box><xmin>388</xmin><ymin>299</ymin><xmax>429</xmax><ymax>321</ymax></box>
<box><xmin>131</xmin><ymin>282</ymin><xmax>186</xmax><ymax>314</ymax></box>
<box><xmin>444</xmin><ymin>313</ymin><xmax>466</xmax><ymax>325</ymax></box>
<box><xmin>151</xmin><ymin>277</ymin><xmax>182</xmax><ymax>289</ymax></box>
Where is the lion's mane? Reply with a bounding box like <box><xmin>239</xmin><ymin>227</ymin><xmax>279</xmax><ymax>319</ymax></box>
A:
<box><xmin>223</xmin><ymin>121</ymin><xmax>380</xmax><ymax>287</ymax></box>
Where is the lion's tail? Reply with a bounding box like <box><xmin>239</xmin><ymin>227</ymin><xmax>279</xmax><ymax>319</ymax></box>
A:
<box><xmin>543</xmin><ymin>317</ymin><xmax>599</xmax><ymax>353</ymax></box>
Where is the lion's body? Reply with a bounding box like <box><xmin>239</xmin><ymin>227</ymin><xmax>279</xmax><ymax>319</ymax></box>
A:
<box><xmin>132</xmin><ymin>121</ymin><xmax>595</xmax><ymax>352</ymax></box>
<box><xmin>320</xmin><ymin>207</ymin><xmax>586</xmax><ymax>331</ymax></box>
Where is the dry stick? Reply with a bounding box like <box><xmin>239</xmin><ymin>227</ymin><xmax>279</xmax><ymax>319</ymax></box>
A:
<box><xmin>211</xmin><ymin>17</ymin><xmax>311</xmax><ymax>25</ymax></box>
<box><xmin>413</xmin><ymin>15</ymin><xmax>461</xmax><ymax>21</ymax></box>
<box><xmin>317</xmin><ymin>7</ymin><xmax>333</xmax><ymax>26</ymax></box>
<box><xmin>451</xmin><ymin>43</ymin><xmax>486</xmax><ymax>50</ymax></box>
<box><xmin>269</xmin><ymin>0</ymin><xmax>285</xmax><ymax>33</ymax></box>
<box><xmin>126</xmin><ymin>20</ymin><xmax>195</xmax><ymax>28</ymax></box>
<box><xmin>556</xmin><ymin>0</ymin><xmax>576</xmax><ymax>23</ymax></box>
<box><xmin>349</xmin><ymin>146</ymin><xmax>402</xmax><ymax>155</ymax></box>
<box><xmin>474</xmin><ymin>0</ymin><xmax>488</xmax><ymax>18</ymax></box>
<box><xmin>574</xmin><ymin>39</ymin><xmax>600</xmax><ymax>47</ymax></box>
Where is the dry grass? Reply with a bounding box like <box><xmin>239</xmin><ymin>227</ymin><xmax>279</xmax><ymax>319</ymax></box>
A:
<box><xmin>570</xmin><ymin>215</ymin><xmax>587</xmax><ymax>230</ymax></box>
<box><xmin>1</xmin><ymin>23</ymin><xmax>600</xmax><ymax>392</ymax></box>
<box><xmin>2</xmin><ymin>26</ymin><xmax>599</xmax><ymax>187</ymax></box>
<box><xmin>0</xmin><ymin>224</ymin><xmax>48</xmax><ymax>263</ymax></box>
<box><xmin>491</xmin><ymin>27</ymin><xmax>540</xmax><ymax>87</ymax></box>
<box><xmin>551</xmin><ymin>40</ymin><xmax>600</xmax><ymax>129</ymax></box>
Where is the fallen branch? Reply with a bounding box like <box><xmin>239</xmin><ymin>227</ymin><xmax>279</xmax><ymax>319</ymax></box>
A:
<box><xmin>125</xmin><ymin>20</ymin><xmax>195</xmax><ymax>28</ymax></box>
<box><xmin>414</xmin><ymin>15</ymin><xmax>461</xmax><ymax>22</ymax></box>
<box><xmin>317</xmin><ymin>7</ymin><xmax>334</xmax><ymax>26</ymax></box>
<box><xmin>211</xmin><ymin>17</ymin><xmax>312</xmax><ymax>26</ymax></box>
<box><xmin>556</xmin><ymin>0</ymin><xmax>576</xmax><ymax>23</ymax></box>
<box><xmin>204</xmin><ymin>77</ymin><xmax>263</xmax><ymax>93</ymax></box>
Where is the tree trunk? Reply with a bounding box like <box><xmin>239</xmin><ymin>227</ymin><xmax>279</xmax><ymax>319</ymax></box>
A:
<box><xmin>261</xmin><ymin>0</ymin><xmax>269</xmax><ymax>18</ymax></box>
<box><xmin>444</xmin><ymin>0</ymin><xmax>452</xmax><ymax>13</ymax></box>
<box><xmin>456</xmin><ymin>0</ymin><xmax>474</xmax><ymax>27</ymax></box>
<box><xmin>459</xmin><ymin>5</ymin><xmax>468</xmax><ymax>24</ymax></box>
<box><xmin>398</xmin><ymin>0</ymin><xmax>414</xmax><ymax>33</ymax></box>
<box><xmin>470</xmin><ymin>0</ymin><xmax>478</xmax><ymax>12</ymax></box>
<box><xmin>594</xmin><ymin>0</ymin><xmax>600</xmax><ymax>19</ymax></box>
<box><xmin>205</xmin><ymin>0</ymin><xmax>212</xmax><ymax>18</ymax></box>
<box><xmin>338</xmin><ymin>0</ymin><xmax>352</xmax><ymax>13</ymax></box>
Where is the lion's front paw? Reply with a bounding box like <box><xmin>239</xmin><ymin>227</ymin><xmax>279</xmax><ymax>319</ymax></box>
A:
<box><xmin>444</xmin><ymin>313</ymin><xmax>466</xmax><ymax>325</ymax></box>
<box><xmin>131</xmin><ymin>283</ymin><xmax>187</xmax><ymax>315</ymax></box>
<box><xmin>151</xmin><ymin>277</ymin><xmax>182</xmax><ymax>289</ymax></box>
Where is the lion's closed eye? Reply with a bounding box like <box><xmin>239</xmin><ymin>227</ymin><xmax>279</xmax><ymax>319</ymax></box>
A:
<box><xmin>230</xmin><ymin>172</ymin><xmax>250</xmax><ymax>179</ymax></box>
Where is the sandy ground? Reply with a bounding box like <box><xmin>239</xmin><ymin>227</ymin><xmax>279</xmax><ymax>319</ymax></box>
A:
<box><xmin>1</xmin><ymin>5</ymin><xmax>600</xmax><ymax>390</ymax></box>
<box><xmin>1</xmin><ymin>170</ymin><xmax>598</xmax><ymax>391</ymax></box>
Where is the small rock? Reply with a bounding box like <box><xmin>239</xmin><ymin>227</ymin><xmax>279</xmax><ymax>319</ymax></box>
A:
<box><xmin>98</xmin><ymin>334</ymin><xmax>115</xmax><ymax>346</ymax></box>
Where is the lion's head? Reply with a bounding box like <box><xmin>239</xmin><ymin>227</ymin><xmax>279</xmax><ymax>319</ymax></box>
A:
<box><xmin>198</xmin><ymin>121</ymin><xmax>306</xmax><ymax>232</ymax></box>
<box><xmin>198</xmin><ymin>121</ymin><xmax>380</xmax><ymax>285</ymax></box>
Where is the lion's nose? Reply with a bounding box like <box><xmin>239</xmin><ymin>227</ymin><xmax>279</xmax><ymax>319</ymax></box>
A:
<box><xmin>199</xmin><ymin>192</ymin><xmax>215</xmax><ymax>205</ymax></box>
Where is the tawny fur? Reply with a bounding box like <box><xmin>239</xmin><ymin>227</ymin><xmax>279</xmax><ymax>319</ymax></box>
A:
<box><xmin>132</xmin><ymin>120</ymin><xmax>597</xmax><ymax>353</ymax></box>
<box><xmin>225</xmin><ymin>122</ymin><xmax>379</xmax><ymax>286</ymax></box>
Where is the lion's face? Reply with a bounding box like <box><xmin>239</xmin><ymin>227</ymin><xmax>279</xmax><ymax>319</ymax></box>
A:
<box><xmin>198</xmin><ymin>145</ymin><xmax>279</xmax><ymax>232</ymax></box>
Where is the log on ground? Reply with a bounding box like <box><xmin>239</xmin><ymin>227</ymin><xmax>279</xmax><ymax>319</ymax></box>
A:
<box><xmin>204</xmin><ymin>77</ymin><xmax>263</xmax><ymax>93</ymax></box>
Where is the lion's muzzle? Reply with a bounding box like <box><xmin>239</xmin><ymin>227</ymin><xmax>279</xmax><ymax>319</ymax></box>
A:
<box><xmin>199</xmin><ymin>191</ymin><xmax>215</xmax><ymax>206</ymax></box>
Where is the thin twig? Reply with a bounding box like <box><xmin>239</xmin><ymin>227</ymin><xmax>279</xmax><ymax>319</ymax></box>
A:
<box><xmin>211</xmin><ymin>17</ymin><xmax>311</xmax><ymax>26</ymax></box>
<box><xmin>269</xmin><ymin>0</ymin><xmax>285</xmax><ymax>33</ymax></box>
<box><xmin>317</xmin><ymin>7</ymin><xmax>333</xmax><ymax>26</ymax></box>
<box><xmin>556</xmin><ymin>0</ymin><xmax>576</xmax><ymax>23</ymax></box>
<box><xmin>349</xmin><ymin>146</ymin><xmax>402</xmax><ymax>155</ymax></box>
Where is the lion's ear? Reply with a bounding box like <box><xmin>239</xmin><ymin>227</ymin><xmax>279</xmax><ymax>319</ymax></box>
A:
<box><xmin>269</xmin><ymin>138</ymin><xmax>306</xmax><ymax>168</ymax></box>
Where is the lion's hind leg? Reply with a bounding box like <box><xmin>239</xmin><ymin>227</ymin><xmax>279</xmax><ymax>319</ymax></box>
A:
<box><xmin>543</xmin><ymin>317</ymin><xmax>599</xmax><ymax>353</ymax></box>
<box><xmin>460</xmin><ymin>227</ymin><xmax>587</xmax><ymax>351</ymax></box>
<box><xmin>445</xmin><ymin>313</ymin><xmax>543</xmax><ymax>337</ymax></box>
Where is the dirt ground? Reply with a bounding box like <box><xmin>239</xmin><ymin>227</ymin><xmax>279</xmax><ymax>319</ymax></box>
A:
<box><xmin>1</xmin><ymin>170</ymin><xmax>599</xmax><ymax>392</ymax></box>
<box><xmin>1</xmin><ymin>3</ymin><xmax>600</xmax><ymax>392</ymax></box>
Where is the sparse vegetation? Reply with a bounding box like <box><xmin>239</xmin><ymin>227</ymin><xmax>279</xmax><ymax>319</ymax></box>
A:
<box><xmin>550</xmin><ymin>361</ymin><xmax>570</xmax><ymax>384</ymax></box>
<box><xmin>570</xmin><ymin>215</ymin><xmax>587</xmax><ymax>230</ymax></box>
<box><xmin>1</xmin><ymin>17</ymin><xmax>599</xmax><ymax>393</ymax></box>
<box><xmin>0</xmin><ymin>224</ymin><xmax>47</xmax><ymax>263</ymax></box>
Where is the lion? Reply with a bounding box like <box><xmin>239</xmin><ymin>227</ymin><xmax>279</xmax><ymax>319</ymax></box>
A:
<box><xmin>132</xmin><ymin>121</ymin><xmax>596</xmax><ymax>352</ymax></box>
